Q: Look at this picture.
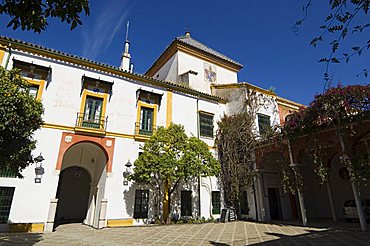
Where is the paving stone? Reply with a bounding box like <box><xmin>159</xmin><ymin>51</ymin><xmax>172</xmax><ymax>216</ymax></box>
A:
<box><xmin>1</xmin><ymin>221</ymin><xmax>369</xmax><ymax>245</ymax></box>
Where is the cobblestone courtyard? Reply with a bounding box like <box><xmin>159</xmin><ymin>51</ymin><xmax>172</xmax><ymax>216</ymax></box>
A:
<box><xmin>1</xmin><ymin>221</ymin><xmax>370</xmax><ymax>245</ymax></box>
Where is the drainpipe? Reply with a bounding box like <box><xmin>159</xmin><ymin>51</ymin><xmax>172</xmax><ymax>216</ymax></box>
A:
<box><xmin>196</xmin><ymin>98</ymin><xmax>201</xmax><ymax>218</ymax></box>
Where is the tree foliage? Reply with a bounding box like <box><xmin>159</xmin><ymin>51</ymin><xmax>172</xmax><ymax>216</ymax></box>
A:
<box><xmin>293</xmin><ymin>0</ymin><xmax>370</xmax><ymax>86</ymax></box>
<box><xmin>0</xmin><ymin>0</ymin><xmax>90</xmax><ymax>33</ymax></box>
<box><xmin>0</xmin><ymin>67</ymin><xmax>44</xmax><ymax>177</ymax></box>
<box><xmin>280</xmin><ymin>84</ymin><xmax>370</xmax><ymax>190</ymax></box>
<box><xmin>129</xmin><ymin>123</ymin><xmax>220</xmax><ymax>222</ymax></box>
<box><xmin>216</xmin><ymin>89</ymin><xmax>275</xmax><ymax>216</ymax></box>
<box><xmin>283</xmin><ymin>84</ymin><xmax>370</xmax><ymax>137</ymax></box>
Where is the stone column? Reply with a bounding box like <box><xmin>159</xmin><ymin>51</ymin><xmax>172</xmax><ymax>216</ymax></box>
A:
<box><xmin>45</xmin><ymin>198</ymin><xmax>58</xmax><ymax>232</ymax></box>
<box><xmin>98</xmin><ymin>199</ymin><xmax>108</xmax><ymax>229</ymax></box>
<box><xmin>326</xmin><ymin>180</ymin><xmax>337</xmax><ymax>222</ymax></box>
<box><xmin>256</xmin><ymin>170</ymin><xmax>265</xmax><ymax>221</ymax></box>
<box><xmin>287</xmin><ymin>140</ymin><xmax>307</xmax><ymax>226</ymax></box>
<box><xmin>338</xmin><ymin>133</ymin><xmax>367</xmax><ymax>231</ymax></box>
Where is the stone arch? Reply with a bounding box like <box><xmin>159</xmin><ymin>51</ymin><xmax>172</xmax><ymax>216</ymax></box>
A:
<box><xmin>56</xmin><ymin>132</ymin><xmax>115</xmax><ymax>173</ymax></box>
<box><xmin>52</xmin><ymin>139</ymin><xmax>110</xmax><ymax>229</ymax></box>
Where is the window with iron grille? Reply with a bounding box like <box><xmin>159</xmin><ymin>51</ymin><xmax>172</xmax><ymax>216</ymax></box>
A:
<box><xmin>199</xmin><ymin>113</ymin><xmax>214</xmax><ymax>138</ymax></box>
<box><xmin>257</xmin><ymin>113</ymin><xmax>271</xmax><ymax>136</ymax></box>
<box><xmin>133</xmin><ymin>189</ymin><xmax>149</xmax><ymax>219</ymax></box>
<box><xmin>0</xmin><ymin>168</ymin><xmax>17</xmax><ymax>178</ymax></box>
<box><xmin>139</xmin><ymin>107</ymin><xmax>154</xmax><ymax>135</ymax></box>
<box><xmin>0</xmin><ymin>187</ymin><xmax>15</xmax><ymax>223</ymax></box>
<box><xmin>83</xmin><ymin>96</ymin><xmax>103</xmax><ymax>129</ymax></box>
<box><xmin>212</xmin><ymin>191</ymin><xmax>221</xmax><ymax>214</ymax></box>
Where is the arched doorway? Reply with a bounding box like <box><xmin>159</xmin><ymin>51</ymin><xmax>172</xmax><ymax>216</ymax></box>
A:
<box><xmin>54</xmin><ymin>141</ymin><xmax>108</xmax><ymax>229</ymax></box>
<box><xmin>55</xmin><ymin>166</ymin><xmax>91</xmax><ymax>226</ymax></box>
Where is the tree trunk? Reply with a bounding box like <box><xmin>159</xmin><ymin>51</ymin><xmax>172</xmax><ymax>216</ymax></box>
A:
<box><xmin>162</xmin><ymin>179</ymin><xmax>170</xmax><ymax>224</ymax></box>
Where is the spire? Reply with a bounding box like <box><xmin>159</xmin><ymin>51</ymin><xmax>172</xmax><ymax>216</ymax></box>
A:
<box><xmin>185</xmin><ymin>25</ymin><xmax>191</xmax><ymax>38</ymax></box>
<box><xmin>120</xmin><ymin>21</ymin><xmax>132</xmax><ymax>72</ymax></box>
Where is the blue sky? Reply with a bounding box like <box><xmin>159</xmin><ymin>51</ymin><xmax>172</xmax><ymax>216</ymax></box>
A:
<box><xmin>0</xmin><ymin>0</ymin><xmax>368</xmax><ymax>105</ymax></box>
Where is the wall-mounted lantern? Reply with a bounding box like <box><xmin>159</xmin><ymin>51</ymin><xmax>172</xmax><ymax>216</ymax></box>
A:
<box><xmin>123</xmin><ymin>160</ymin><xmax>133</xmax><ymax>186</ymax></box>
<box><xmin>34</xmin><ymin>153</ymin><xmax>45</xmax><ymax>183</ymax></box>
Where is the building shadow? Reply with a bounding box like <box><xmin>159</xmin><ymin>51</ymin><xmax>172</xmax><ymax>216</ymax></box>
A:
<box><xmin>208</xmin><ymin>226</ymin><xmax>370</xmax><ymax>246</ymax></box>
<box><xmin>0</xmin><ymin>232</ymin><xmax>43</xmax><ymax>245</ymax></box>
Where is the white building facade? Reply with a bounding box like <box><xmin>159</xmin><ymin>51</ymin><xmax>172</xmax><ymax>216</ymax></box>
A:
<box><xmin>0</xmin><ymin>32</ymin><xmax>295</xmax><ymax>232</ymax></box>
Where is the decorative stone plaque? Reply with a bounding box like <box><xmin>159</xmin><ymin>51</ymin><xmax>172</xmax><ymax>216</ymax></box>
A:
<box><xmin>65</xmin><ymin>135</ymin><xmax>72</xmax><ymax>143</ymax></box>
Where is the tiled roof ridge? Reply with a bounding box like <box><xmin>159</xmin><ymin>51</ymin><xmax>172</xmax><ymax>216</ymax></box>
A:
<box><xmin>176</xmin><ymin>35</ymin><xmax>243</xmax><ymax>67</ymax></box>
<box><xmin>145</xmin><ymin>34</ymin><xmax>243</xmax><ymax>75</ymax></box>
<box><xmin>0</xmin><ymin>35</ymin><xmax>226</xmax><ymax>103</ymax></box>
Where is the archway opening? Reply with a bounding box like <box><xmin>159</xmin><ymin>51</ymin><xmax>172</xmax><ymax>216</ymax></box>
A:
<box><xmin>54</xmin><ymin>141</ymin><xmax>108</xmax><ymax>229</ymax></box>
<box><xmin>54</xmin><ymin>166</ymin><xmax>91</xmax><ymax>226</ymax></box>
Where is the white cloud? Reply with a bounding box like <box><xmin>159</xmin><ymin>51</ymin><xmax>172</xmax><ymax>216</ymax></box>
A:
<box><xmin>82</xmin><ymin>0</ymin><xmax>131</xmax><ymax>60</ymax></box>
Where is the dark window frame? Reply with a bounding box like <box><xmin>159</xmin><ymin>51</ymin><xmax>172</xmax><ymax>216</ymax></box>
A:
<box><xmin>181</xmin><ymin>190</ymin><xmax>192</xmax><ymax>217</ymax></box>
<box><xmin>82</xmin><ymin>96</ymin><xmax>104</xmax><ymax>129</ymax></box>
<box><xmin>212</xmin><ymin>191</ymin><xmax>221</xmax><ymax>214</ymax></box>
<box><xmin>257</xmin><ymin>113</ymin><xmax>271</xmax><ymax>136</ymax></box>
<box><xmin>133</xmin><ymin>189</ymin><xmax>149</xmax><ymax>219</ymax></box>
<box><xmin>240</xmin><ymin>190</ymin><xmax>249</xmax><ymax>215</ymax></box>
<box><xmin>199</xmin><ymin>112</ymin><xmax>214</xmax><ymax>138</ymax></box>
<box><xmin>0</xmin><ymin>168</ymin><xmax>17</xmax><ymax>178</ymax></box>
<box><xmin>0</xmin><ymin>187</ymin><xmax>15</xmax><ymax>223</ymax></box>
<box><xmin>139</xmin><ymin>106</ymin><xmax>154</xmax><ymax>135</ymax></box>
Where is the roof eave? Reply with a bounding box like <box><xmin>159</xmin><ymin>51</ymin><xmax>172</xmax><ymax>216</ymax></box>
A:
<box><xmin>145</xmin><ymin>39</ymin><xmax>243</xmax><ymax>77</ymax></box>
<box><xmin>0</xmin><ymin>36</ymin><xmax>226</xmax><ymax>104</ymax></box>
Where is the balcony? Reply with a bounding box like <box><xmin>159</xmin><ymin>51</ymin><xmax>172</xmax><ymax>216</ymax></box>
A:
<box><xmin>74</xmin><ymin>112</ymin><xmax>108</xmax><ymax>136</ymax></box>
<box><xmin>134</xmin><ymin>122</ymin><xmax>156</xmax><ymax>141</ymax></box>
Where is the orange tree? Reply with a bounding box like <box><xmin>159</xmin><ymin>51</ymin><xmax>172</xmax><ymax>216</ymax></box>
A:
<box><xmin>0</xmin><ymin>67</ymin><xmax>44</xmax><ymax>177</ymax></box>
<box><xmin>129</xmin><ymin>123</ymin><xmax>220</xmax><ymax>224</ymax></box>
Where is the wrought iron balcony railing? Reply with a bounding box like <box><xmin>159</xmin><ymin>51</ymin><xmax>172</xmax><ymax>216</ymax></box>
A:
<box><xmin>135</xmin><ymin>122</ymin><xmax>156</xmax><ymax>136</ymax></box>
<box><xmin>75</xmin><ymin>112</ymin><xmax>108</xmax><ymax>131</ymax></box>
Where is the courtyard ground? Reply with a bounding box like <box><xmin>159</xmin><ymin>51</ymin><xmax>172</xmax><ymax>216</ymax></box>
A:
<box><xmin>1</xmin><ymin>220</ymin><xmax>370</xmax><ymax>245</ymax></box>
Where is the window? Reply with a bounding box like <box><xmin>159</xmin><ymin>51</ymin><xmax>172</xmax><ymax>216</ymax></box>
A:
<box><xmin>82</xmin><ymin>96</ymin><xmax>103</xmax><ymax>129</ymax></box>
<box><xmin>0</xmin><ymin>187</ymin><xmax>15</xmax><ymax>223</ymax></box>
<box><xmin>76</xmin><ymin>76</ymin><xmax>112</xmax><ymax>132</ymax></box>
<box><xmin>212</xmin><ymin>191</ymin><xmax>221</xmax><ymax>214</ymax></box>
<box><xmin>134</xmin><ymin>189</ymin><xmax>149</xmax><ymax>219</ymax></box>
<box><xmin>77</xmin><ymin>89</ymin><xmax>108</xmax><ymax>131</ymax></box>
<box><xmin>181</xmin><ymin>190</ymin><xmax>192</xmax><ymax>217</ymax></box>
<box><xmin>240</xmin><ymin>191</ymin><xmax>249</xmax><ymax>215</ymax></box>
<box><xmin>199</xmin><ymin>112</ymin><xmax>214</xmax><ymax>138</ymax></box>
<box><xmin>29</xmin><ymin>85</ymin><xmax>39</xmax><ymax>98</ymax></box>
<box><xmin>135</xmin><ymin>90</ymin><xmax>160</xmax><ymax>136</ymax></box>
<box><xmin>139</xmin><ymin>107</ymin><xmax>154</xmax><ymax>135</ymax></box>
<box><xmin>13</xmin><ymin>61</ymin><xmax>49</xmax><ymax>101</ymax></box>
<box><xmin>258</xmin><ymin>114</ymin><xmax>271</xmax><ymax>136</ymax></box>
